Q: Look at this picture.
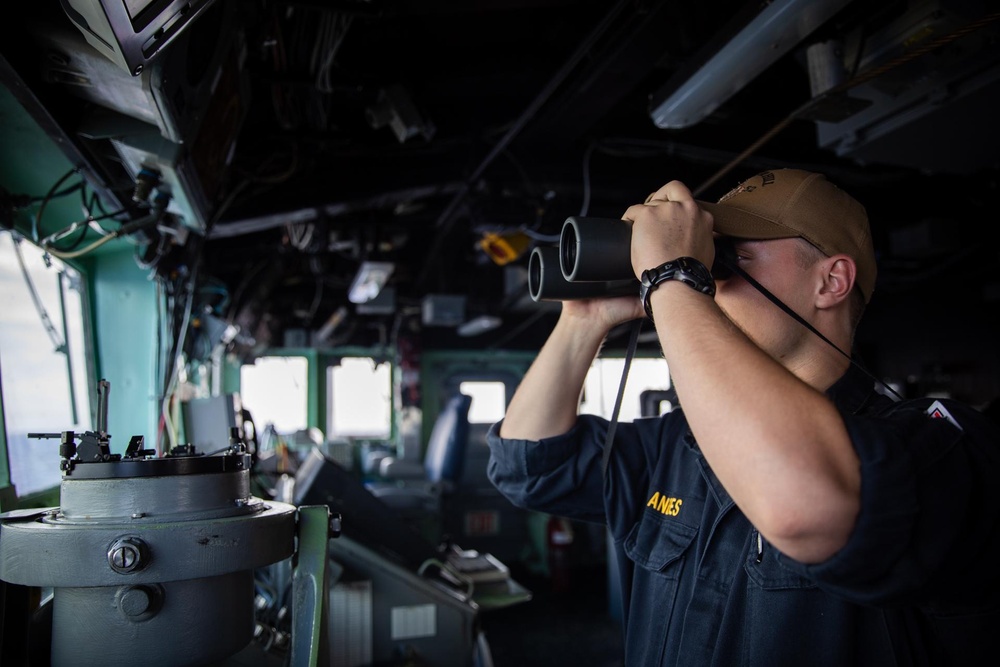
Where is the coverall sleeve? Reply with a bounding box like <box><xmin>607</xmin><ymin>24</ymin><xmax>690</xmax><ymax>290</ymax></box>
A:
<box><xmin>779</xmin><ymin>398</ymin><xmax>1000</xmax><ymax>610</ymax></box>
<box><xmin>486</xmin><ymin>415</ymin><xmax>618</xmax><ymax>523</ymax></box>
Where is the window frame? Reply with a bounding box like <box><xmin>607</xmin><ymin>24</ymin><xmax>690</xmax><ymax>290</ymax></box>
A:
<box><xmin>325</xmin><ymin>355</ymin><xmax>393</xmax><ymax>440</ymax></box>
<box><xmin>0</xmin><ymin>232</ymin><xmax>96</xmax><ymax>499</ymax></box>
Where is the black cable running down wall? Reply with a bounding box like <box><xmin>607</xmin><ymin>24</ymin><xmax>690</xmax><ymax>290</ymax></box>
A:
<box><xmin>415</xmin><ymin>0</ymin><xmax>632</xmax><ymax>289</ymax></box>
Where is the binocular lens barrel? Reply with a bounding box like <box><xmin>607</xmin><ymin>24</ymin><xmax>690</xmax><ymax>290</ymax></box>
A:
<box><xmin>528</xmin><ymin>215</ymin><xmax>735</xmax><ymax>302</ymax></box>
<box><xmin>560</xmin><ymin>215</ymin><xmax>739</xmax><ymax>280</ymax></box>
<box><xmin>529</xmin><ymin>246</ymin><xmax>637</xmax><ymax>302</ymax></box>
<box><xmin>559</xmin><ymin>216</ymin><xmax>635</xmax><ymax>282</ymax></box>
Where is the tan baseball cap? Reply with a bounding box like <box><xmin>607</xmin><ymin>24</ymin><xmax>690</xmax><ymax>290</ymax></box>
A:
<box><xmin>699</xmin><ymin>169</ymin><xmax>877</xmax><ymax>303</ymax></box>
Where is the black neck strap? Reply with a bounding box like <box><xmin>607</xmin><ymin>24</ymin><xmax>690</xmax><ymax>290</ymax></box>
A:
<box><xmin>725</xmin><ymin>261</ymin><xmax>901</xmax><ymax>401</ymax></box>
<box><xmin>601</xmin><ymin>255</ymin><xmax>899</xmax><ymax>477</ymax></box>
<box><xmin>602</xmin><ymin>318</ymin><xmax>642</xmax><ymax>476</ymax></box>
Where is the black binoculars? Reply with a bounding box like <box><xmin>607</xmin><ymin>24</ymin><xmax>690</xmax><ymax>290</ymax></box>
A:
<box><xmin>528</xmin><ymin>217</ymin><xmax>736</xmax><ymax>301</ymax></box>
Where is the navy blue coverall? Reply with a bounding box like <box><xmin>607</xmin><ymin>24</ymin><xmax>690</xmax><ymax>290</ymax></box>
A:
<box><xmin>487</xmin><ymin>364</ymin><xmax>1000</xmax><ymax>666</ymax></box>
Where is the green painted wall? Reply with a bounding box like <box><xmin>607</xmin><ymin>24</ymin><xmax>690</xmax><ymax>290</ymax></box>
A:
<box><xmin>3</xmin><ymin>80</ymin><xmax>160</xmax><ymax>459</ymax></box>
<box><xmin>78</xmin><ymin>248</ymin><xmax>159</xmax><ymax>453</ymax></box>
<box><xmin>1</xmin><ymin>85</ymin><xmax>82</xmax><ymax>243</ymax></box>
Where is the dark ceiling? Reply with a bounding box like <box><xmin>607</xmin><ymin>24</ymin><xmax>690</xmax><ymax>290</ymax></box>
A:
<box><xmin>3</xmin><ymin>0</ymin><xmax>1000</xmax><ymax>399</ymax></box>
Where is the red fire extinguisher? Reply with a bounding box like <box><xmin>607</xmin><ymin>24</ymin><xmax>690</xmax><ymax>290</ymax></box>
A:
<box><xmin>547</xmin><ymin>516</ymin><xmax>574</xmax><ymax>593</ymax></box>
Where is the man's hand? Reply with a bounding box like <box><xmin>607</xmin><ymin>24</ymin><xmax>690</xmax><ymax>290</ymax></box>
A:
<box><xmin>561</xmin><ymin>293</ymin><xmax>645</xmax><ymax>330</ymax></box>
<box><xmin>623</xmin><ymin>180</ymin><xmax>716</xmax><ymax>278</ymax></box>
<box><xmin>498</xmin><ymin>293</ymin><xmax>643</xmax><ymax>441</ymax></box>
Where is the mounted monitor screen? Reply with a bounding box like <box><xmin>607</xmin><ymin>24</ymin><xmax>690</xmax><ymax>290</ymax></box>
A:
<box><xmin>60</xmin><ymin>0</ymin><xmax>218</xmax><ymax>76</ymax></box>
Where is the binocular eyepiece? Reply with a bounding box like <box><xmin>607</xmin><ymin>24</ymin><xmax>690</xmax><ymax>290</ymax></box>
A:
<box><xmin>528</xmin><ymin>217</ymin><xmax>737</xmax><ymax>302</ymax></box>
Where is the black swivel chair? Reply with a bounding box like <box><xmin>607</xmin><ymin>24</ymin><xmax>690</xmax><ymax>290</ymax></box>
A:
<box><xmin>366</xmin><ymin>392</ymin><xmax>473</xmax><ymax>538</ymax></box>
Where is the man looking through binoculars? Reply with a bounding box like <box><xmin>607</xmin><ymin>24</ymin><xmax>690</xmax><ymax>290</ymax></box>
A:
<box><xmin>487</xmin><ymin>169</ymin><xmax>1000</xmax><ymax>666</ymax></box>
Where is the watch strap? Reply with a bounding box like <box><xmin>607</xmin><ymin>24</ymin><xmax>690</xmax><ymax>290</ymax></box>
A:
<box><xmin>639</xmin><ymin>257</ymin><xmax>715</xmax><ymax>318</ymax></box>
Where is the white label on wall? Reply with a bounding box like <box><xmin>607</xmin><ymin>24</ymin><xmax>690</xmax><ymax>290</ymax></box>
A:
<box><xmin>390</xmin><ymin>604</ymin><xmax>437</xmax><ymax>640</ymax></box>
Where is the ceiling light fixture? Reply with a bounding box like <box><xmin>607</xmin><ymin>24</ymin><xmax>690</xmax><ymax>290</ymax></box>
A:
<box><xmin>649</xmin><ymin>0</ymin><xmax>852</xmax><ymax>129</ymax></box>
<box><xmin>348</xmin><ymin>261</ymin><xmax>395</xmax><ymax>304</ymax></box>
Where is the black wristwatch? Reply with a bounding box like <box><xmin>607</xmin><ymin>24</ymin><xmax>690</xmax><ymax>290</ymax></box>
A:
<box><xmin>639</xmin><ymin>257</ymin><xmax>716</xmax><ymax>318</ymax></box>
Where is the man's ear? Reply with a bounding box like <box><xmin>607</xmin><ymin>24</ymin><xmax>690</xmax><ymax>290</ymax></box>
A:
<box><xmin>817</xmin><ymin>255</ymin><xmax>856</xmax><ymax>308</ymax></box>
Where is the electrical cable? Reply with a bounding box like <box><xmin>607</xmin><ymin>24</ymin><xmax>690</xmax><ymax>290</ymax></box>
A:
<box><xmin>226</xmin><ymin>258</ymin><xmax>271</xmax><ymax>327</ymax></box>
<box><xmin>40</xmin><ymin>204</ymin><xmax>129</xmax><ymax>252</ymax></box>
<box><xmin>518</xmin><ymin>228</ymin><xmax>560</xmax><ymax>243</ymax></box>
<box><xmin>157</xmin><ymin>178</ymin><xmax>251</xmax><ymax>452</ymax></box>
<box><xmin>44</xmin><ymin>211</ymin><xmax>162</xmax><ymax>260</ymax></box>
<box><xmin>314</xmin><ymin>11</ymin><xmax>353</xmax><ymax>94</ymax></box>
<box><xmin>307</xmin><ymin>278</ymin><xmax>324</xmax><ymax>321</ymax></box>
<box><xmin>29</xmin><ymin>181</ymin><xmax>83</xmax><ymax>204</ymax></box>
<box><xmin>42</xmin><ymin>234</ymin><xmax>118</xmax><ymax>259</ymax></box>
<box><xmin>161</xmin><ymin>264</ymin><xmax>199</xmax><ymax>453</ymax></box>
<box><xmin>52</xmin><ymin>221</ymin><xmax>90</xmax><ymax>252</ymax></box>
<box><xmin>199</xmin><ymin>282</ymin><xmax>231</xmax><ymax>315</ymax></box>
<box><xmin>579</xmin><ymin>142</ymin><xmax>596</xmax><ymax>217</ymax></box>
<box><xmin>417</xmin><ymin>0</ymin><xmax>633</xmax><ymax>289</ymax></box>
<box><xmin>154</xmin><ymin>280</ymin><xmax>165</xmax><ymax>456</ymax></box>
<box><xmin>269</xmin><ymin>7</ymin><xmax>294</xmax><ymax>130</ymax></box>
<box><xmin>10</xmin><ymin>233</ymin><xmax>66</xmax><ymax>352</ymax></box>
<box><xmin>60</xmin><ymin>185</ymin><xmax>116</xmax><ymax>251</ymax></box>
<box><xmin>32</xmin><ymin>168</ymin><xmax>80</xmax><ymax>242</ymax></box>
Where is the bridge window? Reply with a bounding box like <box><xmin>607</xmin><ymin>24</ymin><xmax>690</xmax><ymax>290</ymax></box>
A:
<box><xmin>328</xmin><ymin>357</ymin><xmax>391</xmax><ymax>438</ymax></box>
<box><xmin>240</xmin><ymin>355</ymin><xmax>308</xmax><ymax>433</ymax></box>
<box><xmin>580</xmin><ymin>357</ymin><xmax>671</xmax><ymax>421</ymax></box>
<box><xmin>458</xmin><ymin>381</ymin><xmax>506</xmax><ymax>424</ymax></box>
<box><xmin>1</xmin><ymin>233</ymin><xmax>92</xmax><ymax>496</ymax></box>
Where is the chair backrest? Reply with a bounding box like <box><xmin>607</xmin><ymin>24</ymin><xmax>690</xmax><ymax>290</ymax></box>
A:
<box><xmin>424</xmin><ymin>393</ymin><xmax>472</xmax><ymax>484</ymax></box>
